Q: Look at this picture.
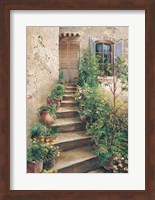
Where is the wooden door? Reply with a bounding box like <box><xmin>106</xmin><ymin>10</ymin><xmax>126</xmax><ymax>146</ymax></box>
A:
<box><xmin>59</xmin><ymin>39</ymin><xmax>79</xmax><ymax>83</ymax></box>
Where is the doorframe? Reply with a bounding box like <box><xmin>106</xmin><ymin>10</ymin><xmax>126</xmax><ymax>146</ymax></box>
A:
<box><xmin>59</xmin><ymin>37</ymin><xmax>80</xmax><ymax>83</ymax></box>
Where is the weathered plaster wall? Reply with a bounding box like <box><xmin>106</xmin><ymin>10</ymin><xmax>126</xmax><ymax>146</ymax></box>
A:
<box><xmin>27</xmin><ymin>27</ymin><xmax>59</xmax><ymax>135</ymax></box>
<box><xmin>59</xmin><ymin>27</ymin><xmax>128</xmax><ymax>63</ymax></box>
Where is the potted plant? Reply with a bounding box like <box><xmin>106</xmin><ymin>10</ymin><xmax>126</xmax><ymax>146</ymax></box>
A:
<box><xmin>43</xmin><ymin>143</ymin><xmax>60</xmax><ymax>170</ymax></box>
<box><xmin>47</xmin><ymin>94</ymin><xmax>61</xmax><ymax>108</ymax></box>
<box><xmin>47</xmin><ymin>83</ymin><xmax>65</xmax><ymax>108</ymax></box>
<box><xmin>38</xmin><ymin>104</ymin><xmax>56</xmax><ymax>126</ymax></box>
<box><xmin>59</xmin><ymin>71</ymin><xmax>65</xmax><ymax>83</ymax></box>
<box><xmin>27</xmin><ymin>140</ymin><xmax>46</xmax><ymax>173</ymax></box>
<box><xmin>30</xmin><ymin>122</ymin><xmax>46</xmax><ymax>138</ymax></box>
<box><xmin>44</xmin><ymin>127</ymin><xmax>57</xmax><ymax>143</ymax></box>
<box><xmin>30</xmin><ymin>123</ymin><xmax>57</xmax><ymax>142</ymax></box>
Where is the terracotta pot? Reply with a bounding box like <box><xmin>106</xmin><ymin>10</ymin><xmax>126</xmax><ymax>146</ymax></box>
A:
<box><xmin>43</xmin><ymin>159</ymin><xmax>55</xmax><ymax>170</ymax></box>
<box><xmin>45</xmin><ymin>135</ymin><xmax>57</xmax><ymax>143</ymax></box>
<box><xmin>40</xmin><ymin>111</ymin><xmax>56</xmax><ymax>126</ymax></box>
<box><xmin>35</xmin><ymin>136</ymin><xmax>44</xmax><ymax>142</ymax></box>
<box><xmin>35</xmin><ymin>135</ymin><xmax>57</xmax><ymax>143</ymax></box>
<box><xmin>47</xmin><ymin>99</ymin><xmax>61</xmax><ymax>109</ymax></box>
<box><xmin>27</xmin><ymin>160</ymin><xmax>43</xmax><ymax>173</ymax></box>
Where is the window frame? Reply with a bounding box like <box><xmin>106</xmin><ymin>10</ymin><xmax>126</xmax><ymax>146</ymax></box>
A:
<box><xmin>95</xmin><ymin>40</ymin><xmax>114</xmax><ymax>64</ymax></box>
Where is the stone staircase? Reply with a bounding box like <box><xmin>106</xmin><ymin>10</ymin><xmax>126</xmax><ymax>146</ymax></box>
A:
<box><xmin>50</xmin><ymin>83</ymin><xmax>101</xmax><ymax>173</ymax></box>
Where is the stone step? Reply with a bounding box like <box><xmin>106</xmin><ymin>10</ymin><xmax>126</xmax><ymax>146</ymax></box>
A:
<box><xmin>64</xmin><ymin>89</ymin><xmax>77</xmax><ymax>92</ymax></box>
<box><xmin>55</xmin><ymin>131</ymin><xmax>93</xmax><ymax>151</ymax></box>
<box><xmin>65</xmin><ymin>83</ymin><xmax>77</xmax><ymax>86</ymax></box>
<box><xmin>51</xmin><ymin>117</ymin><xmax>86</xmax><ymax>133</ymax></box>
<box><xmin>56</xmin><ymin>106</ymin><xmax>79</xmax><ymax>118</ymax></box>
<box><xmin>63</xmin><ymin>94</ymin><xmax>74</xmax><ymax>101</ymax></box>
<box><xmin>65</xmin><ymin>85</ymin><xmax>77</xmax><ymax>89</ymax></box>
<box><xmin>51</xmin><ymin>146</ymin><xmax>101</xmax><ymax>173</ymax></box>
<box><xmin>61</xmin><ymin>100</ymin><xmax>77</xmax><ymax>107</ymax></box>
<box><xmin>65</xmin><ymin>90</ymin><xmax>76</xmax><ymax>95</ymax></box>
<box><xmin>88</xmin><ymin>168</ymin><xmax>106</xmax><ymax>173</ymax></box>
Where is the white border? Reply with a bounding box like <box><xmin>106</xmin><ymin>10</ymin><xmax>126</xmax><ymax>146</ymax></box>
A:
<box><xmin>10</xmin><ymin>10</ymin><xmax>145</xmax><ymax>190</ymax></box>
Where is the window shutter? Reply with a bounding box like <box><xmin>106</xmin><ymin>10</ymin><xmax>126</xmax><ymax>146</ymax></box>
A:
<box><xmin>114</xmin><ymin>40</ymin><xmax>124</xmax><ymax>63</ymax></box>
<box><xmin>89</xmin><ymin>37</ymin><xmax>96</xmax><ymax>55</ymax></box>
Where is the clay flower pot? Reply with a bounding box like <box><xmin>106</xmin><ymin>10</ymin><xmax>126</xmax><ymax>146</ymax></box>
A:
<box><xmin>45</xmin><ymin>135</ymin><xmax>57</xmax><ymax>143</ymax></box>
<box><xmin>47</xmin><ymin>99</ymin><xmax>61</xmax><ymax>110</ymax></box>
<box><xmin>40</xmin><ymin>111</ymin><xmax>56</xmax><ymax>126</ymax></box>
<box><xmin>27</xmin><ymin>160</ymin><xmax>43</xmax><ymax>173</ymax></box>
<box><xmin>36</xmin><ymin>135</ymin><xmax>57</xmax><ymax>143</ymax></box>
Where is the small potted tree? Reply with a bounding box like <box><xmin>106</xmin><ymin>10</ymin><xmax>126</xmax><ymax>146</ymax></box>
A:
<box><xmin>43</xmin><ymin>143</ymin><xmax>60</xmax><ymax>170</ymax></box>
<box><xmin>27</xmin><ymin>140</ymin><xmax>46</xmax><ymax>173</ymax></box>
<box><xmin>38</xmin><ymin>104</ymin><xmax>56</xmax><ymax>126</ymax></box>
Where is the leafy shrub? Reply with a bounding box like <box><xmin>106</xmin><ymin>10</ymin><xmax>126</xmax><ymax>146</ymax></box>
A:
<box><xmin>30</xmin><ymin>123</ymin><xmax>46</xmax><ymax>138</ymax></box>
<box><xmin>78</xmin><ymin>49</ymin><xmax>100</xmax><ymax>87</ymax></box>
<box><xmin>38</xmin><ymin>104</ymin><xmax>57</xmax><ymax>117</ymax></box>
<box><xmin>27</xmin><ymin>140</ymin><xmax>46</xmax><ymax>162</ymax></box>
<box><xmin>59</xmin><ymin>71</ymin><xmax>64</xmax><ymax>79</ymax></box>
<box><xmin>30</xmin><ymin>122</ymin><xmax>57</xmax><ymax>138</ymax></box>
<box><xmin>43</xmin><ymin>143</ymin><xmax>60</xmax><ymax>170</ymax></box>
<box><xmin>48</xmin><ymin>82</ymin><xmax>65</xmax><ymax>101</ymax></box>
<box><xmin>76</xmin><ymin>49</ymin><xmax>128</xmax><ymax>172</ymax></box>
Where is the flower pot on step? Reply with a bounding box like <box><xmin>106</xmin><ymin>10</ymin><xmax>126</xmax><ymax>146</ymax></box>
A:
<box><xmin>47</xmin><ymin>99</ymin><xmax>61</xmax><ymax>110</ymax></box>
<box><xmin>27</xmin><ymin>160</ymin><xmax>43</xmax><ymax>173</ymax></box>
<box><xmin>40</xmin><ymin>111</ymin><xmax>56</xmax><ymax>126</ymax></box>
<box><xmin>45</xmin><ymin>135</ymin><xmax>57</xmax><ymax>143</ymax></box>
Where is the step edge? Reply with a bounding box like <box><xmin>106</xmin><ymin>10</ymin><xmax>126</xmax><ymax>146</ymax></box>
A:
<box><xmin>55</xmin><ymin>136</ymin><xmax>92</xmax><ymax>145</ymax></box>
<box><xmin>51</xmin><ymin>121</ymin><xmax>85</xmax><ymax>127</ymax></box>
<box><xmin>53</xmin><ymin>153</ymin><xmax>98</xmax><ymax>171</ymax></box>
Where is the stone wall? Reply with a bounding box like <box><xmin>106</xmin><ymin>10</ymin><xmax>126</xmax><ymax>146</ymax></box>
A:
<box><xmin>59</xmin><ymin>26</ymin><xmax>128</xmax><ymax>63</ymax></box>
<box><xmin>27</xmin><ymin>27</ymin><xmax>59</xmax><ymax>136</ymax></box>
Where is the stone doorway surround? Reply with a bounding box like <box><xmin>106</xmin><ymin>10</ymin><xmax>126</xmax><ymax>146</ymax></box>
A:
<box><xmin>59</xmin><ymin>33</ymin><xmax>80</xmax><ymax>83</ymax></box>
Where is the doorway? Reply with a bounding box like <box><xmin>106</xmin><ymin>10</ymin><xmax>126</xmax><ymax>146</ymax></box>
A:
<box><xmin>59</xmin><ymin>36</ymin><xmax>80</xmax><ymax>83</ymax></box>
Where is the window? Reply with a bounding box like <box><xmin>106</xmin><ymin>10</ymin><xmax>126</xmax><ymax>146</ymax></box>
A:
<box><xmin>96</xmin><ymin>43</ymin><xmax>112</xmax><ymax>64</ymax></box>
<box><xmin>89</xmin><ymin>37</ymin><xmax>124</xmax><ymax>65</ymax></box>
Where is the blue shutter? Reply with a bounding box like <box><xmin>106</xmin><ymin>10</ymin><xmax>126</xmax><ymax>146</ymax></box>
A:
<box><xmin>114</xmin><ymin>40</ymin><xmax>124</xmax><ymax>63</ymax></box>
<box><xmin>89</xmin><ymin>37</ymin><xmax>96</xmax><ymax>56</ymax></box>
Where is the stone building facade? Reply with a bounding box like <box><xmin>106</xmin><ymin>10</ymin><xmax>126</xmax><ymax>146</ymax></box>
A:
<box><xmin>27</xmin><ymin>26</ymin><xmax>128</xmax><ymax>135</ymax></box>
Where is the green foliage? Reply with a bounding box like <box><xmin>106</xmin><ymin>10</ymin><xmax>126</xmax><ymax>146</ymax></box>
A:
<box><xmin>38</xmin><ymin>104</ymin><xmax>57</xmax><ymax>116</ymax></box>
<box><xmin>30</xmin><ymin>122</ymin><xmax>57</xmax><ymax>138</ymax></box>
<box><xmin>43</xmin><ymin>144</ymin><xmax>59</xmax><ymax>165</ymax></box>
<box><xmin>111</xmin><ymin>132</ymin><xmax>128</xmax><ymax>159</ymax></box>
<box><xmin>76</xmin><ymin>48</ymin><xmax>128</xmax><ymax>171</ymax></box>
<box><xmin>78</xmin><ymin>49</ymin><xmax>100</xmax><ymax>87</ymax></box>
<box><xmin>59</xmin><ymin>71</ymin><xmax>64</xmax><ymax>79</ymax></box>
<box><xmin>75</xmin><ymin>84</ymin><xmax>111</xmax><ymax>124</ymax></box>
<box><xmin>49</xmin><ymin>82</ymin><xmax>65</xmax><ymax>100</ymax></box>
<box><xmin>30</xmin><ymin>122</ymin><xmax>46</xmax><ymax>138</ymax></box>
<box><xmin>27</xmin><ymin>140</ymin><xmax>46</xmax><ymax>162</ymax></box>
